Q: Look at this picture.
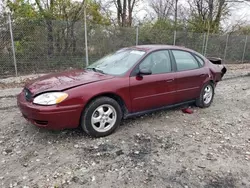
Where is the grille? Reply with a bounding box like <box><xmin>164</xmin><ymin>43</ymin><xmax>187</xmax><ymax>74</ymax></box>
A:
<box><xmin>24</xmin><ymin>88</ymin><xmax>32</xmax><ymax>101</ymax></box>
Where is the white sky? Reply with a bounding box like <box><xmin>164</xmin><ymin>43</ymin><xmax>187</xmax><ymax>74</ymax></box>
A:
<box><xmin>227</xmin><ymin>1</ymin><xmax>250</xmax><ymax>24</ymax></box>
<box><xmin>133</xmin><ymin>0</ymin><xmax>250</xmax><ymax>30</ymax></box>
<box><xmin>2</xmin><ymin>0</ymin><xmax>250</xmax><ymax>30</ymax></box>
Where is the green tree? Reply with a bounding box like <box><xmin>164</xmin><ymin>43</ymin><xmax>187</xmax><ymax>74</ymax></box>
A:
<box><xmin>5</xmin><ymin>0</ymin><xmax>110</xmax><ymax>56</ymax></box>
<box><xmin>232</xmin><ymin>25</ymin><xmax>250</xmax><ymax>35</ymax></box>
<box><xmin>139</xmin><ymin>19</ymin><xmax>184</xmax><ymax>44</ymax></box>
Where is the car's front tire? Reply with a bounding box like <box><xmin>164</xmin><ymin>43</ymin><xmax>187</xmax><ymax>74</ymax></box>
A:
<box><xmin>196</xmin><ymin>82</ymin><xmax>215</xmax><ymax>108</ymax></box>
<box><xmin>81</xmin><ymin>97</ymin><xmax>122</xmax><ymax>137</ymax></box>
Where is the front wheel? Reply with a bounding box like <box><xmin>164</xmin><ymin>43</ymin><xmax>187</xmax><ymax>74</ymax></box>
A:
<box><xmin>81</xmin><ymin>97</ymin><xmax>122</xmax><ymax>137</ymax></box>
<box><xmin>196</xmin><ymin>82</ymin><xmax>215</xmax><ymax>108</ymax></box>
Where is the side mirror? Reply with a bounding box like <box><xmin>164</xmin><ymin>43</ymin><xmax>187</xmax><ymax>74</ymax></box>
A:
<box><xmin>138</xmin><ymin>68</ymin><xmax>152</xmax><ymax>75</ymax></box>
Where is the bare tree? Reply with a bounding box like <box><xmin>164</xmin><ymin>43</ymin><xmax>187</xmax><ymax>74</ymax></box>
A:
<box><xmin>174</xmin><ymin>0</ymin><xmax>178</xmax><ymax>28</ymax></box>
<box><xmin>95</xmin><ymin>0</ymin><xmax>117</xmax><ymax>24</ymax></box>
<box><xmin>34</xmin><ymin>0</ymin><xmax>85</xmax><ymax>56</ymax></box>
<box><xmin>148</xmin><ymin>0</ymin><xmax>179</xmax><ymax>29</ymax></box>
<box><xmin>113</xmin><ymin>0</ymin><xmax>139</xmax><ymax>27</ymax></box>
<box><xmin>188</xmin><ymin>0</ymin><xmax>229</xmax><ymax>32</ymax></box>
<box><xmin>35</xmin><ymin>0</ymin><xmax>55</xmax><ymax>56</ymax></box>
<box><xmin>148</xmin><ymin>0</ymin><xmax>174</xmax><ymax>20</ymax></box>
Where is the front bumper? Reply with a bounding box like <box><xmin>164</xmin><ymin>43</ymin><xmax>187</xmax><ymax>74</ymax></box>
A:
<box><xmin>17</xmin><ymin>91</ymin><xmax>83</xmax><ymax>130</ymax></box>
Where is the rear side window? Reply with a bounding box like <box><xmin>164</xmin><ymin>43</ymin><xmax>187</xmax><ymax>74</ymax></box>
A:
<box><xmin>194</xmin><ymin>54</ymin><xmax>205</xmax><ymax>66</ymax></box>
<box><xmin>172</xmin><ymin>50</ymin><xmax>200</xmax><ymax>71</ymax></box>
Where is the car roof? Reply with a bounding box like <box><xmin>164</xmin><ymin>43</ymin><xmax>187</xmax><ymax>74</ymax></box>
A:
<box><xmin>131</xmin><ymin>45</ymin><xmax>194</xmax><ymax>53</ymax></box>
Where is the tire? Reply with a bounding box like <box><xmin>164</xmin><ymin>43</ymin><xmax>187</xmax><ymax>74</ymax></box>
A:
<box><xmin>196</xmin><ymin>82</ymin><xmax>215</xmax><ymax>108</ymax></box>
<box><xmin>81</xmin><ymin>97</ymin><xmax>122</xmax><ymax>137</ymax></box>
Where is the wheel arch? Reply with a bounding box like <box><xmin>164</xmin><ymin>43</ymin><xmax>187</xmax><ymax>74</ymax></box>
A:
<box><xmin>209</xmin><ymin>79</ymin><xmax>215</xmax><ymax>85</ymax></box>
<box><xmin>83</xmin><ymin>92</ymin><xmax>128</xmax><ymax>118</ymax></box>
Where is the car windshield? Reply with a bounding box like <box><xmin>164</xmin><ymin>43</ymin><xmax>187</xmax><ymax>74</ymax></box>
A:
<box><xmin>86</xmin><ymin>49</ymin><xmax>146</xmax><ymax>75</ymax></box>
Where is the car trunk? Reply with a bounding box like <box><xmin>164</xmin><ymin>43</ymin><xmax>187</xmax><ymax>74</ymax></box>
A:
<box><xmin>207</xmin><ymin>57</ymin><xmax>222</xmax><ymax>65</ymax></box>
<box><xmin>206</xmin><ymin>57</ymin><xmax>227</xmax><ymax>81</ymax></box>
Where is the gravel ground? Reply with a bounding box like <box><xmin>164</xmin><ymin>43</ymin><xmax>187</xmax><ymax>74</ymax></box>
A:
<box><xmin>0</xmin><ymin>69</ymin><xmax>250</xmax><ymax>188</ymax></box>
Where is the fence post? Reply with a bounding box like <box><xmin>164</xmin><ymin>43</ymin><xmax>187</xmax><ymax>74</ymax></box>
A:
<box><xmin>84</xmin><ymin>5</ymin><xmax>89</xmax><ymax>67</ymax></box>
<box><xmin>173</xmin><ymin>30</ymin><xmax>176</xmax><ymax>45</ymax></box>
<box><xmin>204</xmin><ymin>32</ymin><xmax>209</xmax><ymax>56</ymax></box>
<box><xmin>242</xmin><ymin>36</ymin><xmax>248</xmax><ymax>63</ymax></box>
<box><xmin>201</xmin><ymin>33</ymin><xmax>206</xmax><ymax>54</ymax></box>
<box><xmin>136</xmin><ymin>26</ymin><xmax>139</xmax><ymax>46</ymax></box>
<box><xmin>8</xmin><ymin>14</ymin><xmax>17</xmax><ymax>77</ymax></box>
<box><xmin>223</xmin><ymin>34</ymin><xmax>229</xmax><ymax>61</ymax></box>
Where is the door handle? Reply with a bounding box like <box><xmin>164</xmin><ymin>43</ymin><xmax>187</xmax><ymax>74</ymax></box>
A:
<box><xmin>200</xmin><ymin>74</ymin><xmax>206</xmax><ymax>77</ymax></box>
<box><xmin>166</xmin><ymin>79</ymin><xmax>174</xmax><ymax>83</ymax></box>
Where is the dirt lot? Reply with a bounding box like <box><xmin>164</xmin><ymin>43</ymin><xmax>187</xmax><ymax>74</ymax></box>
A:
<box><xmin>0</xmin><ymin>69</ymin><xmax>250</xmax><ymax>187</ymax></box>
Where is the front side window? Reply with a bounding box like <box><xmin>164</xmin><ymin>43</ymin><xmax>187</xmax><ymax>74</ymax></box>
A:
<box><xmin>139</xmin><ymin>50</ymin><xmax>172</xmax><ymax>74</ymax></box>
<box><xmin>172</xmin><ymin>50</ymin><xmax>200</xmax><ymax>71</ymax></box>
<box><xmin>87</xmin><ymin>49</ymin><xmax>145</xmax><ymax>75</ymax></box>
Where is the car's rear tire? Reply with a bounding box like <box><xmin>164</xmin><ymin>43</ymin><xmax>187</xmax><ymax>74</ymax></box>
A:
<box><xmin>196</xmin><ymin>82</ymin><xmax>215</xmax><ymax>108</ymax></box>
<box><xmin>81</xmin><ymin>97</ymin><xmax>122</xmax><ymax>137</ymax></box>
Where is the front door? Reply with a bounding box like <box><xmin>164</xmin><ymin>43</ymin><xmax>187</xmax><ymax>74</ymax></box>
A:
<box><xmin>129</xmin><ymin>50</ymin><xmax>176</xmax><ymax>112</ymax></box>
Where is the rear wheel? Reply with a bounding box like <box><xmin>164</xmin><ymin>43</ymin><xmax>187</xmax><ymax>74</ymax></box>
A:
<box><xmin>81</xmin><ymin>97</ymin><xmax>122</xmax><ymax>137</ymax></box>
<box><xmin>196</xmin><ymin>82</ymin><xmax>214</xmax><ymax>108</ymax></box>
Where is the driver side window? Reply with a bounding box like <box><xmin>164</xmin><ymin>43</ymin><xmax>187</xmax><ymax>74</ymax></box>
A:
<box><xmin>139</xmin><ymin>50</ymin><xmax>172</xmax><ymax>74</ymax></box>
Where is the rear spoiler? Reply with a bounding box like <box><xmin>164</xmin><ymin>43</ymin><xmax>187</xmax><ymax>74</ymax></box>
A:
<box><xmin>207</xmin><ymin>57</ymin><xmax>222</xmax><ymax>65</ymax></box>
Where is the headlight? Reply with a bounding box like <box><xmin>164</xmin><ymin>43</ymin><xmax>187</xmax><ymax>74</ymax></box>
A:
<box><xmin>33</xmin><ymin>92</ymin><xmax>68</xmax><ymax>105</ymax></box>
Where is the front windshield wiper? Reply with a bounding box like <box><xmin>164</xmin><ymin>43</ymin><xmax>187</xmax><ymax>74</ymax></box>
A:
<box><xmin>86</xmin><ymin>67</ymin><xmax>105</xmax><ymax>74</ymax></box>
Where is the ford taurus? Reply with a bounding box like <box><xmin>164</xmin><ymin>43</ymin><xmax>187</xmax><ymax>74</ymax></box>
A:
<box><xmin>17</xmin><ymin>45</ymin><xmax>227</xmax><ymax>137</ymax></box>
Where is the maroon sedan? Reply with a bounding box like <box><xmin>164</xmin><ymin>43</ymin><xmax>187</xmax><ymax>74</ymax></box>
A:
<box><xmin>17</xmin><ymin>45</ymin><xmax>226</xmax><ymax>137</ymax></box>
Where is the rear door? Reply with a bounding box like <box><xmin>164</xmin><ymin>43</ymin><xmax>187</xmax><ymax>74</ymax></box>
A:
<box><xmin>171</xmin><ymin>50</ymin><xmax>208</xmax><ymax>103</ymax></box>
<box><xmin>129</xmin><ymin>50</ymin><xmax>176</xmax><ymax>112</ymax></box>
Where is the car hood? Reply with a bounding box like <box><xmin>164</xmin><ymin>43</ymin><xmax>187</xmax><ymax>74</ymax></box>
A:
<box><xmin>25</xmin><ymin>69</ymin><xmax>114</xmax><ymax>95</ymax></box>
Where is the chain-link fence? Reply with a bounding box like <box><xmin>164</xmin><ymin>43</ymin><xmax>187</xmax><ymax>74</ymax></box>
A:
<box><xmin>0</xmin><ymin>15</ymin><xmax>15</xmax><ymax>77</ymax></box>
<box><xmin>88</xmin><ymin>24</ymin><xmax>136</xmax><ymax>62</ymax></box>
<box><xmin>1</xmin><ymin>15</ymin><xmax>250</xmax><ymax>78</ymax></box>
<box><xmin>12</xmin><ymin>19</ymin><xmax>87</xmax><ymax>75</ymax></box>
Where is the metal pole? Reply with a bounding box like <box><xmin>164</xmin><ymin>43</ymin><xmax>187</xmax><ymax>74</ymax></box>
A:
<box><xmin>174</xmin><ymin>0</ymin><xmax>178</xmax><ymax>46</ymax></box>
<box><xmin>204</xmin><ymin>20</ymin><xmax>210</xmax><ymax>56</ymax></box>
<box><xmin>173</xmin><ymin>30</ymin><xmax>176</xmax><ymax>45</ymax></box>
<box><xmin>8</xmin><ymin>14</ymin><xmax>17</xmax><ymax>77</ymax></box>
<box><xmin>202</xmin><ymin>33</ymin><xmax>206</xmax><ymax>54</ymax></box>
<box><xmin>136</xmin><ymin>26</ymin><xmax>139</xmax><ymax>46</ymax></box>
<box><xmin>204</xmin><ymin>32</ymin><xmax>209</xmax><ymax>56</ymax></box>
<box><xmin>84</xmin><ymin>5</ymin><xmax>89</xmax><ymax>67</ymax></box>
<box><xmin>223</xmin><ymin>34</ymin><xmax>229</xmax><ymax>61</ymax></box>
<box><xmin>242</xmin><ymin>35</ymin><xmax>248</xmax><ymax>63</ymax></box>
